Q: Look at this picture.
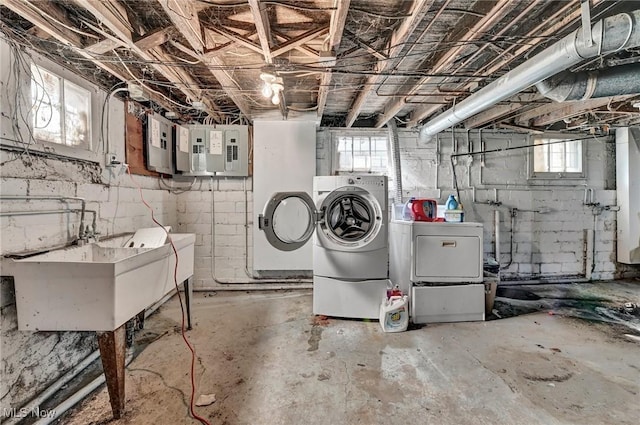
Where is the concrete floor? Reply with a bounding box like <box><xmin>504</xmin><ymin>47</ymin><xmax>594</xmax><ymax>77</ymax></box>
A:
<box><xmin>59</xmin><ymin>283</ymin><xmax>639</xmax><ymax>425</ymax></box>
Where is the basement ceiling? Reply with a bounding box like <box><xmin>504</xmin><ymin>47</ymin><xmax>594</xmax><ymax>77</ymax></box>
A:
<box><xmin>2</xmin><ymin>0</ymin><xmax>640</xmax><ymax>131</ymax></box>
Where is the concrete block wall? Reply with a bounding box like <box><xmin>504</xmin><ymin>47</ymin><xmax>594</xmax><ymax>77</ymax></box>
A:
<box><xmin>0</xmin><ymin>162</ymin><xmax>177</xmax><ymax>413</ymax></box>
<box><xmin>317</xmin><ymin>128</ymin><xmax>633</xmax><ymax>281</ymax></box>
<box><xmin>0</xmin><ymin>37</ymin><xmax>178</xmax><ymax>414</ymax></box>
<box><xmin>175</xmin><ymin>177</ymin><xmax>253</xmax><ymax>289</ymax></box>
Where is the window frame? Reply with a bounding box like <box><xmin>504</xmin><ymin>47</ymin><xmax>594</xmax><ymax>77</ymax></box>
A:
<box><xmin>19</xmin><ymin>55</ymin><xmax>102</xmax><ymax>163</ymax></box>
<box><xmin>528</xmin><ymin>133</ymin><xmax>587</xmax><ymax>180</ymax></box>
<box><xmin>332</xmin><ymin>133</ymin><xmax>389</xmax><ymax>175</ymax></box>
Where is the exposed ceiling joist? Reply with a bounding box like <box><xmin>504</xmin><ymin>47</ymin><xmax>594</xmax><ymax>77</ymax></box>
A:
<box><xmin>155</xmin><ymin>0</ymin><xmax>251</xmax><ymax>118</ymax></box>
<box><xmin>134</xmin><ymin>27</ymin><xmax>172</xmax><ymax>51</ymax></box>
<box><xmin>2</xmin><ymin>0</ymin><xmax>177</xmax><ymax>112</ymax></box>
<box><xmin>85</xmin><ymin>38</ymin><xmax>122</xmax><ymax>55</ymax></box>
<box><xmin>345</xmin><ymin>0</ymin><xmax>432</xmax><ymax>127</ymax></box>
<box><xmin>3</xmin><ymin>0</ymin><xmax>82</xmax><ymax>46</ymax></box>
<box><xmin>157</xmin><ymin>0</ymin><xmax>204</xmax><ymax>54</ymax></box>
<box><xmin>248</xmin><ymin>0</ymin><xmax>273</xmax><ymax>64</ymax></box>
<box><xmin>74</xmin><ymin>0</ymin><xmax>221</xmax><ymax>118</ymax></box>
<box><xmin>272</xmin><ymin>30</ymin><xmax>319</xmax><ymax>58</ymax></box>
<box><xmin>532</xmin><ymin>96</ymin><xmax>634</xmax><ymax>127</ymax></box>
<box><xmin>376</xmin><ymin>0</ymin><xmax>513</xmax><ymax>128</ymax></box>
<box><xmin>207</xmin><ymin>25</ymin><xmax>263</xmax><ymax>56</ymax></box>
<box><xmin>317</xmin><ymin>0</ymin><xmax>350</xmax><ymax>118</ymax></box>
<box><xmin>343</xmin><ymin>29</ymin><xmax>387</xmax><ymax>61</ymax></box>
<box><xmin>463</xmin><ymin>93</ymin><xmax>542</xmax><ymax>128</ymax></box>
<box><xmin>271</xmin><ymin>26</ymin><xmax>328</xmax><ymax>58</ymax></box>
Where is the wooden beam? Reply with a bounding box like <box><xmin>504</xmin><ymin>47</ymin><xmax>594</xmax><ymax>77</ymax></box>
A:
<box><xmin>207</xmin><ymin>26</ymin><xmax>264</xmax><ymax>55</ymax></box>
<box><xmin>376</xmin><ymin>0</ymin><xmax>513</xmax><ymax>128</ymax></box>
<box><xmin>345</xmin><ymin>0</ymin><xmax>432</xmax><ymax>127</ymax></box>
<box><xmin>134</xmin><ymin>27</ymin><xmax>172</xmax><ymax>51</ymax></box>
<box><xmin>271</xmin><ymin>26</ymin><xmax>328</xmax><ymax>58</ymax></box>
<box><xmin>317</xmin><ymin>0</ymin><xmax>350</xmax><ymax>118</ymax></box>
<box><xmin>343</xmin><ymin>29</ymin><xmax>387</xmax><ymax>61</ymax></box>
<box><xmin>532</xmin><ymin>96</ymin><xmax>633</xmax><ymax>127</ymax></box>
<box><xmin>248</xmin><ymin>0</ymin><xmax>273</xmax><ymax>63</ymax></box>
<box><xmin>75</xmin><ymin>0</ymin><xmax>221</xmax><ymax>118</ymax></box>
<box><xmin>463</xmin><ymin>93</ymin><xmax>542</xmax><ymax>128</ymax></box>
<box><xmin>272</xmin><ymin>30</ymin><xmax>319</xmax><ymax>58</ymax></box>
<box><xmin>3</xmin><ymin>0</ymin><xmax>82</xmax><ymax>46</ymax></box>
<box><xmin>85</xmin><ymin>38</ymin><xmax>122</xmax><ymax>55</ymax></box>
<box><xmin>157</xmin><ymin>0</ymin><xmax>204</xmax><ymax>54</ymax></box>
<box><xmin>203</xmin><ymin>40</ymin><xmax>235</xmax><ymax>58</ymax></box>
<box><xmin>157</xmin><ymin>0</ymin><xmax>251</xmax><ymax>118</ymax></box>
<box><xmin>73</xmin><ymin>0</ymin><xmax>132</xmax><ymax>41</ymax></box>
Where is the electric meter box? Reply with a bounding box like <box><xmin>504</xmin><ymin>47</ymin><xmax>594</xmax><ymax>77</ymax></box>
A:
<box><xmin>174</xmin><ymin>125</ymin><xmax>249</xmax><ymax>177</ymax></box>
<box><xmin>145</xmin><ymin>113</ymin><xmax>174</xmax><ymax>175</ymax></box>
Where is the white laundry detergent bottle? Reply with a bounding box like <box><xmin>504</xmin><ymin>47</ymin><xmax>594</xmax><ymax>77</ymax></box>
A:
<box><xmin>380</xmin><ymin>295</ymin><xmax>409</xmax><ymax>333</ymax></box>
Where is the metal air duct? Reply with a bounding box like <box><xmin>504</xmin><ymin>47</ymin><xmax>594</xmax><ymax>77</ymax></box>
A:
<box><xmin>419</xmin><ymin>9</ymin><xmax>640</xmax><ymax>139</ymax></box>
<box><xmin>536</xmin><ymin>62</ymin><xmax>640</xmax><ymax>101</ymax></box>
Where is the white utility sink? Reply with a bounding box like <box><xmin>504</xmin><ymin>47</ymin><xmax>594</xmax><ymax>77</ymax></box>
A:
<box><xmin>10</xmin><ymin>233</ymin><xmax>195</xmax><ymax>331</ymax></box>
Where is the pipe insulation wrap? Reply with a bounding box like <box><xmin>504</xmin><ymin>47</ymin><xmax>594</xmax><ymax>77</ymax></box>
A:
<box><xmin>386</xmin><ymin>120</ymin><xmax>403</xmax><ymax>204</ymax></box>
<box><xmin>536</xmin><ymin>63</ymin><xmax>640</xmax><ymax>101</ymax></box>
<box><xmin>419</xmin><ymin>9</ymin><xmax>640</xmax><ymax>138</ymax></box>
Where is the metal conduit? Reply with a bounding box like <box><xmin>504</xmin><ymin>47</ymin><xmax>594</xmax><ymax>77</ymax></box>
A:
<box><xmin>420</xmin><ymin>9</ymin><xmax>640</xmax><ymax>138</ymax></box>
<box><xmin>386</xmin><ymin>120</ymin><xmax>403</xmax><ymax>205</ymax></box>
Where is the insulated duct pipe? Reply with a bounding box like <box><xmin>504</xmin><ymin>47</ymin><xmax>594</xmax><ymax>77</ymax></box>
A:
<box><xmin>386</xmin><ymin>120</ymin><xmax>403</xmax><ymax>204</ymax></box>
<box><xmin>536</xmin><ymin>62</ymin><xmax>640</xmax><ymax>101</ymax></box>
<box><xmin>420</xmin><ymin>9</ymin><xmax>640</xmax><ymax>138</ymax></box>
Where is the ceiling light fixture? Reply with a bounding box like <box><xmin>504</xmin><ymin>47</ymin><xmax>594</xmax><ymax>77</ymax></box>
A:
<box><xmin>260</xmin><ymin>68</ymin><xmax>284</xmax><ymax>105</ymax></box>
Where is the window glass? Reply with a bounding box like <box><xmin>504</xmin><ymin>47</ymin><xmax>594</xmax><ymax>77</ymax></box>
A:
<box><xmin>31</xmin><ymin>64</ymin><xmax>91</xmax><ymax>149</ymax></box>
<box><xmin>532</xmin><ymin>137</ymin><xmax>584</xmax><ymax>177</ymax></box>
<box><xmin>335</xmin><ymin>135</ymin><xmax>388</xmax><ymax>174</ymax></box>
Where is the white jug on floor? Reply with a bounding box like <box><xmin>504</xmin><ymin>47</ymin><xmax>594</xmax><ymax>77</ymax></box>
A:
<box><xmin>380</xmin><ymin>295</ymin><xmax>409</xmax><ymax>333</ymax></box>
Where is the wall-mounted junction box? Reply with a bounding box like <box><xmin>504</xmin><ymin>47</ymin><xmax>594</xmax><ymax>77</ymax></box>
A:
<box><xmin>145</xmin><ymin>113</ymin><xmax>174</xmax><ymax>174</ymax></box>
<box><xmin>174</xmin><ymin>125</ymin><xmax>249</xmax><ymax>177</ymax></box>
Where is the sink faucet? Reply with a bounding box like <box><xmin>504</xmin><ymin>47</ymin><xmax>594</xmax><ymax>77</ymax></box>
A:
<box><xmin>77</xmin><ymin>210</ymin><xmax>99</xmax><ymax>245</ymax></box>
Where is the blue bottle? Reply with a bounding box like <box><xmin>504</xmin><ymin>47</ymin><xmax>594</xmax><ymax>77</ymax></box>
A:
<box><xmin>445</xmin><ymin>194</ymin><xmax>458</xmax><ymax>210</ymax></box>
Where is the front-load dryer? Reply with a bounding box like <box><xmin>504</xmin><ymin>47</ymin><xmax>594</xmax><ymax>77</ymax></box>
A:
<box><xmin>258</xmin><ymin>175</ymin><xmax>389</xmax><ymax>319</ymax></box>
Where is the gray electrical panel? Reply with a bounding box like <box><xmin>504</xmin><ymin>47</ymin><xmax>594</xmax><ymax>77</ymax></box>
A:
<box><xmin>217</xmin><ymin>125</ymin><xmax>249</xmax><ymax>177</ymax></box>
<box><xmin>174</xmin><ymin>125</ymin><xmax>249</xmax><ymax>177</ymax></box>
<box><xmin>145</xmin><ymin>113</ymin><xmax>174</xmax><ymax>174</ymax></box>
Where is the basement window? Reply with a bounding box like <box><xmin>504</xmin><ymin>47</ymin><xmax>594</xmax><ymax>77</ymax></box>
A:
<box><xmin>31</xmin><ymin>64</ymin><xmax>91</xmax><ymax>149</ymax></box>
<box><xmin>334</xmin><ymin>135</ymin><xmax>388</xmax><ymax>174</ymax></box>
<box><xmin>530</xmin><ymin>135</ymin><xmax>585</xmax><ymax>179</ymax></box>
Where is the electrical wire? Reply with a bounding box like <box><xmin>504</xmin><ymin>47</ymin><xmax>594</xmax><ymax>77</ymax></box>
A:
<box><xmin>126</xmin><ymin>166</ymin><xmax>211</xmax><ymax>425</ymax></box>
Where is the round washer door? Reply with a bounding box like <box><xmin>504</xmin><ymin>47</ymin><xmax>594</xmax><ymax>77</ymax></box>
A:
<box><xmin>318</xmin><ymin>187</ymin><xmax>383</xmax><ymax>249</ymax></box>
<box><xmin>258</xmin><ymin>192</ymin><xmax>318</xmax><ymax>251</ymax></box>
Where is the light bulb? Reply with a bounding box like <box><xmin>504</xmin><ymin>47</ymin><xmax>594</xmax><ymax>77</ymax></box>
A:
<box><xmin>271</xmin><ymin>93</ymin><xmax>281</xmax><ymax>105</ymax></box>
<box><xmin>261</xmin><ymin>83</ymin><xmax>273</xmax><ymax>98</ymax></box>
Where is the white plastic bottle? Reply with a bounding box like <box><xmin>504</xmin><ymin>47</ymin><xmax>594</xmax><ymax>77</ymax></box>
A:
<box><xmin>380</xmin><ymin>295</ymin><xmax>409</xmax><ymax>332</ymax></box>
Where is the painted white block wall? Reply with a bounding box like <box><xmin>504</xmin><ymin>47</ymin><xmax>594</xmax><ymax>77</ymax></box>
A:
<box><xmin>0</xmin><ymin>39</ymin><xmax>177</xmax><ymax>412</ymax></box>
<box><xmin>317</xmin><ymin>128</ymin><xmax>636</xmax><ymax>281</ymax></box>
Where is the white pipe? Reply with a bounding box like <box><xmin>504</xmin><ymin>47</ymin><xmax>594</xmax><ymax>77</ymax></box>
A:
<box><xmin>495</xmin><ymin>209</ymin><xmax>501</xmax><ymax>270</ymax></box>
<box><xmin>195</xmin><ymin>284</ymin><xmax>312</xmax><ymax>291</ymax></box>
<box><xmin>12</xmin><ymin>288</ymin><xmax>181</xmax><ymax>425</ymax></box>
<box><xmin>2</xmin><ymin>351</ymin><xmax>101</xmax><ymax>425</ymax></box>
<box><xmin>420</xmin><ymin>10</ymin><xmax>640</xmax><ymax>137</ymax></box>
<box><xmin>33</xmin><ymin>354</ymin><xmax>135</xmax><ymax>425</ymax></box>
<box><xmin>32</xmin><ymin>375</ymin><xmax>104</xmax><ymax>425</ymax></box>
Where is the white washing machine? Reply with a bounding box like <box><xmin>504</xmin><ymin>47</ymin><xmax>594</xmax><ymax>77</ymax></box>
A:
<box><xmin>258</xmin><ymin>175</ymin><xmax>389</xmax><ymax>318</ymax></box>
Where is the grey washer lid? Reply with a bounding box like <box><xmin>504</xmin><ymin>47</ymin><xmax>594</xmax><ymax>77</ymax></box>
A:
<box><xmin>258</xmin><ymin>191</ymin><xmax>318</xmax><ymax>252</ymax></box>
